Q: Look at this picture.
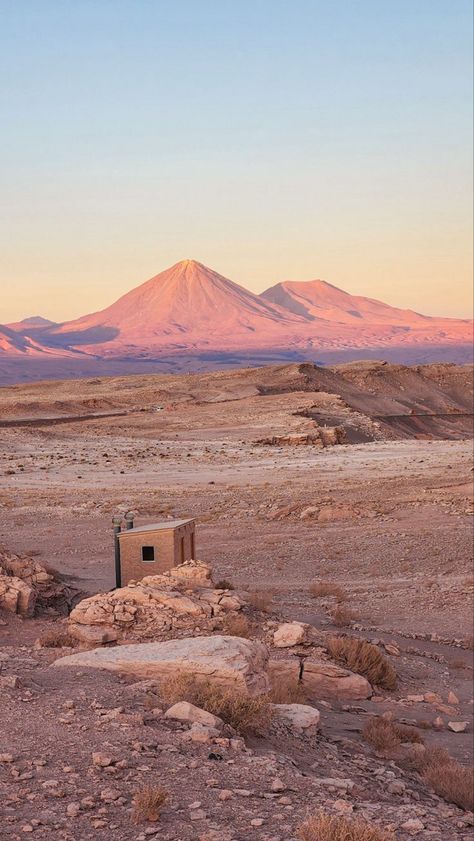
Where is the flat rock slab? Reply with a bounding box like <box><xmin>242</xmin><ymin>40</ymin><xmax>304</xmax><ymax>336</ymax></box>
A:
<box><xmin>53</xmin><ymin>634</ymin><xmax>269</xmax><ymax>696</ymax></box>
<box><xmin>274</xmin><ymin>703</ymin><xmax>320</xmax><ymax>735</ymax></box>
<box><xmin>269</xmin><ymin>658</ymin><xmax>372</xmax><ymax>700</ymax></box>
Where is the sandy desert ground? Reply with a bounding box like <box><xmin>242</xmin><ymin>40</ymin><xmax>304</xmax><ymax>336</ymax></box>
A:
<box><xmin>0</xmin><ymin>362</ymin><xmax>473</xmax><ymax>841</ymax></box>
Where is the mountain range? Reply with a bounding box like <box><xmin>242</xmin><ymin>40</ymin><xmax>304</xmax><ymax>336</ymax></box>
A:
<box><xmin>1</xmin><ymin>259</ymin><xmax>472</xmax><ymax>384</ymax></box>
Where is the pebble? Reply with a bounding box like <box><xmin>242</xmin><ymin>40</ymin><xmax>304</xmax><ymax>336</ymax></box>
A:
<box><xmin>401</xmin><ymin>818</ymin><xmax>425</xmax><ymax>833</ymax></box>
<box><xmin>92</xmin><ymin>752</ymin><xmax>113</xmax><ymax>767</ymax></box>
<box><xmin>270</xmin><ymin>778</ymin><xmax>285</xmax><ymax>792</ymax></box>
<box><xmin>448</xmin><ymin>721</ymin><xmax>468</xmax><ymax>732</ymax></box>
<box><xmin>333</xmin><ymin>799</ymin><xmax>354</xmax><ymax>813</ymax></box>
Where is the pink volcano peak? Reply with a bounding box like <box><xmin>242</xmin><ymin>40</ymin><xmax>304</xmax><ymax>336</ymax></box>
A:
<box><xmin>47</xmin><ymin>259</ymin><xmax>307</xmax><ymax>351</ymax></box>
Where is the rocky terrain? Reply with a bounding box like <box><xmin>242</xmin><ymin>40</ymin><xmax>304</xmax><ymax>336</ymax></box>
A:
<box><xmin>0</xmin><ymin>362</ymin><xmax>472</xmax><ymax>840</ymax></box>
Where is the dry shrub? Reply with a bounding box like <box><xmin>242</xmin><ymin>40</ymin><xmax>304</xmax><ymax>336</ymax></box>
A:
<box><xmin>406</xmin><ymin>745</ymin><xmax>451</xmax><ymax>772</ymax></box>
<box><xmin>158</xmin><ymin>673</ymin><xmax>272</xmax><ymax>735</ymax></box>
<box><xmin>269</xmin><ymin>675</ymin><xmax>307</xmax><ymax>705</ymax></box>
<box><xmin>394</xmin><ymin>723</ymin><xmax>425</xmax><ymax>744</ymax></box>
<box><xmin>310</xmin><ymin>581</ymin><xmax>347</xmax><ymax>601</ymax></box>
<box><xmin>331</xmin><ymin>604</ymin><xmax>359</xmax><ymax>627</ymax></box>
<box><xmin>132</xmin><ymin>784</ymin><xmax>168</xmax><ymax>823</ymax></box>
<box><xmin>158</xmin><ymin>672</ymin><xmax>196</xmax><ymax>706</ymax></box>
<box><xmin>36</xmin><ymin>628</ymin><xmax>76</xmax><ymax>648</ymax></box>
<box><xmin>298</xmin><ymin>812</ymin><xmax>395</xmax><ymax>841</ymax></box>
<box><xmin>247</xmin><ymin>590</ymin><xmax>272</xmax><ymax>612</ymax></box>
<box><xmin>407</xmin><ymin>746</ymin><xmax>474</xmax><ymax>812</ymax></box>
<box><xmin>363</xmin><ymin>716</ymin><xmax>424</xmax><ymax>753</ymax></box>
<box><xmin>424</xmin><ymin>758</ymin><xmax>474</xmax><ymax>811</ymax></box>
<box><xmin>214</xmin><ymin>579</ymin><xmax>234</xmax><ymax>590</ymax></box>
<box><xmin>221</xmin><ymin>612</ymin><xmax>252</xmax><ymax>638</ymax></box>
<box><xmin>327</xmin><ymin>636</ymin><xmax>397</xmax><ymax>690</ymax></box>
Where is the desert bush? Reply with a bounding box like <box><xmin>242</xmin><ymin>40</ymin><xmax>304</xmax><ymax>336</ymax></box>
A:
<box><xmin>363</xmin><ymin>717</ymin><xmax>424</xmax><ymax>753</ymax></box>
<box><xmin>158</xmin><ymin>673</ymin><xmax>273</xmax><ymax>735</ymax></box>
<box><xmin>158</xmin><ymin>672</ymin><xmax>198</xmax><ymax>706</ymax></box>
<box><xmin>424</xmin><ymin>758</ymin><xmax>474</xmax><ymax>811</ymax></box>
<box><xmin>327</xmin><ymin>636</ymin><xmax>397</xmax><ymax>690</ymax></box>
<box><xmin>406</xmin><ymin>746</ymin><xmax>474</xmax><ymax>812</ymax></box>
<box><xmin>247</xmin><ymin>590</ymin><xmax>272</xmax><ymax>612</ymax></box>
<box><xmin>394</xmin><ymin>723</ymin><xmax>425</xmax><ymax>744</ymax></box>
<box><xmin>132</xmin><ymin>784</ymin><xmax>168</xmax><ymax>823</ymax></box>
<box><xmin>36</xmin><ymin>628</ymin><xmax>76</xmax><ymax>648</ymax></box>
<box><xmin>309</xmin><ymin>581</ymin><xmax>347</xmax><ymax>601</ymax></box>
<box><xmin>214</xmin><ymin>579</ymin><xmax>234</xmax><ymax>590</ymax></box>
<box><xmin>269</xmin><ymin>675</ymin><xmax>307</xmax><ymax>705</ymax></box>
<box><xmin>330</xmin><ymin>604</ymin><xmax>359</xmax><ymax>627</ymax></box>
<box><xmin>298</xmin><ymin>811</ymin><xmax>395</xmax><ymax>841</ymax></box>
<box><xmin>221</xmin><ymin>612</ymin><xmax>252</xmax><ymax>638</ymax></box>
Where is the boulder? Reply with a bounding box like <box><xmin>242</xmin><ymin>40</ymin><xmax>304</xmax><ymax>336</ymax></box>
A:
<box><xmin>269</xmin><ymin>659</ymin><xmax>371</xmax><ymax>700</ymax></box>
<box><xmin>0</xmin><ymin>546</ymin><xmax>75</xmax><ymax>617</ymax></box>
<box><xmin>160</xmin><ymin>559</ymin><xmax>212</xmax><ymax>587</ymax></box>
<box><xmin>274</xmin><ymin>703</ymin><xmax>320</xmax><ymax>735</ymax></box>
<box><xmin>273</xmin><ymin>622</ymin><xmax>311</xmax><ymax>648</ymax></box>
<box><xmin>0</xmin><ymin>576</ymin><xmax>35</xmax><ymax>617</ymax></box>
<box><xmin>299</xmin><ymin>506</ymin><xmax>319</xmax><ymax>520</ymax></box>
<box><xmin>54</xmin><ymin>635</ymin><xmax>270</xmax><ymax>696</ymax></box>
<box><xmin>447</xmin><ymin>721</ymin><xmax>468</xmax><ymax>733</ymax></box>
<box><xmin>318</xmin><ymin>505</ymin><xmax>357</xmax><ymax>523</ymax></box>
<box><xmin>68</xmin><ymin>559</ymin><xmax>246</xmax><ymax>644</ymax></box>
<box><xmin>165</xmin><ymin>701</ymin><xmax>223</xmax><ymax>729</ymax></box>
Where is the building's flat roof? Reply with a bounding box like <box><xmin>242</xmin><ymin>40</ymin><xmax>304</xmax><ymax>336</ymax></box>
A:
<box><xmin>118</xmin><ymin>519</ymin><xmax>194</xmax><ymax>537</ymax></box>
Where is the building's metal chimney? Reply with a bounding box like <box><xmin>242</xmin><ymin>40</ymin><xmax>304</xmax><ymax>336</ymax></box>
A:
<box><xmin>125</xmin><ymin>511</ymin><xmax>135</xmax><ymax>530</ymax></box>
<box><xmin>112</xmin><ymin>515</ymin><xmax>122</xmax><ymax>588</ymax></box>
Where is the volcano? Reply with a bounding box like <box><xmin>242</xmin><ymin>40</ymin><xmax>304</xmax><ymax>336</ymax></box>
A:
<box><xmin>260</xmin><ymin>279</ymin><xmax>432</xmax><ymax>325</ymax></box>
<box><xmin>42</xmin><ymin>259</ymin><xmax>307</xmax><ymax>355</ymax></box>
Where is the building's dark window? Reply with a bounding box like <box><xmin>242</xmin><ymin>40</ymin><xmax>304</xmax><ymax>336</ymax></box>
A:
<box><xmin>142</xmin><ymin>546</ymin><xmax>155</xmax><ymax>562</ymax></box>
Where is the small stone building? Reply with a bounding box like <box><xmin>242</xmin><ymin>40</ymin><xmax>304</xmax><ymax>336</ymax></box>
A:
<box><xmin>118</xmin><ymin>519</ymin><xmax>195</xmax><ymax>585</ymax></box>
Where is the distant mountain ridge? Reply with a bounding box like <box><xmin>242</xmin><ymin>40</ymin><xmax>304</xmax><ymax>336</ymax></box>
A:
<box><xmin>2</xmin><ymin>259</ymin><xmax>472</xmax><ymax>382</ymax></box>
<box><xmin>261</xmin><ymin>279</ymin><xmax>431</xmax><ymax>325</ymax></box>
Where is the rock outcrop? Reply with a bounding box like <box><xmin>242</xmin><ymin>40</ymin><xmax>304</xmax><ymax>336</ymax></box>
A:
<box><xmin>274</xmin><ymin>703</ymin><xmax>320</xmax><ymax>736</ymax></box>
<box><xmin>273</xmin><ymin>621</ymin><xmax>312</xmax><ymax>648</ymax></box>
<box><xmin>257</xmin><ymin>427</ymin><xmax>346</xmax><ymax>447</ymax></box>
<box><xmin>68</xmin><ymin>560</ymin><xmax>245</xmax><ymax>645</ymax></box>
<box><xmin>164</xmin><ymin>702</ymin><xmax>224</xmax><ymax>730</ymax></box>
<box><xmin>269</xmin><ymin>658</ymin><xmax>372</xmax><ymax>700</ymax></box>
<box><xmin>53</xmin><ymin>635</ymin><xmax>270</xmax><ymax>696</ymax></box>
<box><xmin>0</xmin><ymin>547</ymin><xmax>74</xmax><ymax>617</ymax></box>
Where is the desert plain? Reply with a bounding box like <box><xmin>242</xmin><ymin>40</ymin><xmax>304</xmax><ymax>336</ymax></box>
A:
<box><xmin>0</xmin><ymin>360</ymin><xmax>473</xmax><ymax>841</ymax></box>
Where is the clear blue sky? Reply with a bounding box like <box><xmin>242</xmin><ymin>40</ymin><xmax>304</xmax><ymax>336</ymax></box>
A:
<box><xmin>1</xmin><ymin>0</ymin><xmax>472</xmax><ymax>321</ymax></box>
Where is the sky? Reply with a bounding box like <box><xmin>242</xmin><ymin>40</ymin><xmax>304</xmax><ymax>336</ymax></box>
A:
<box><xmin>1</xmin><ymin>0</ymin><xmax>472</xmax><ymax>323</ymax></box>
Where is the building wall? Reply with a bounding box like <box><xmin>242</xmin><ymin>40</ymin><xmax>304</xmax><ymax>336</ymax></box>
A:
<box><xmin>173</xmin><ymin>521</ymin><xmax>195</xmax><ymax>563</ymax></box>
<box><xmin>119</xmin><ymin>530</ymin><xmax>176</xmax><ymax>584</ymax></box>
<box><xmin>118</xmin><ymin>522</ymin><xmax>195</xmax><ymax>585</ymax></box>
